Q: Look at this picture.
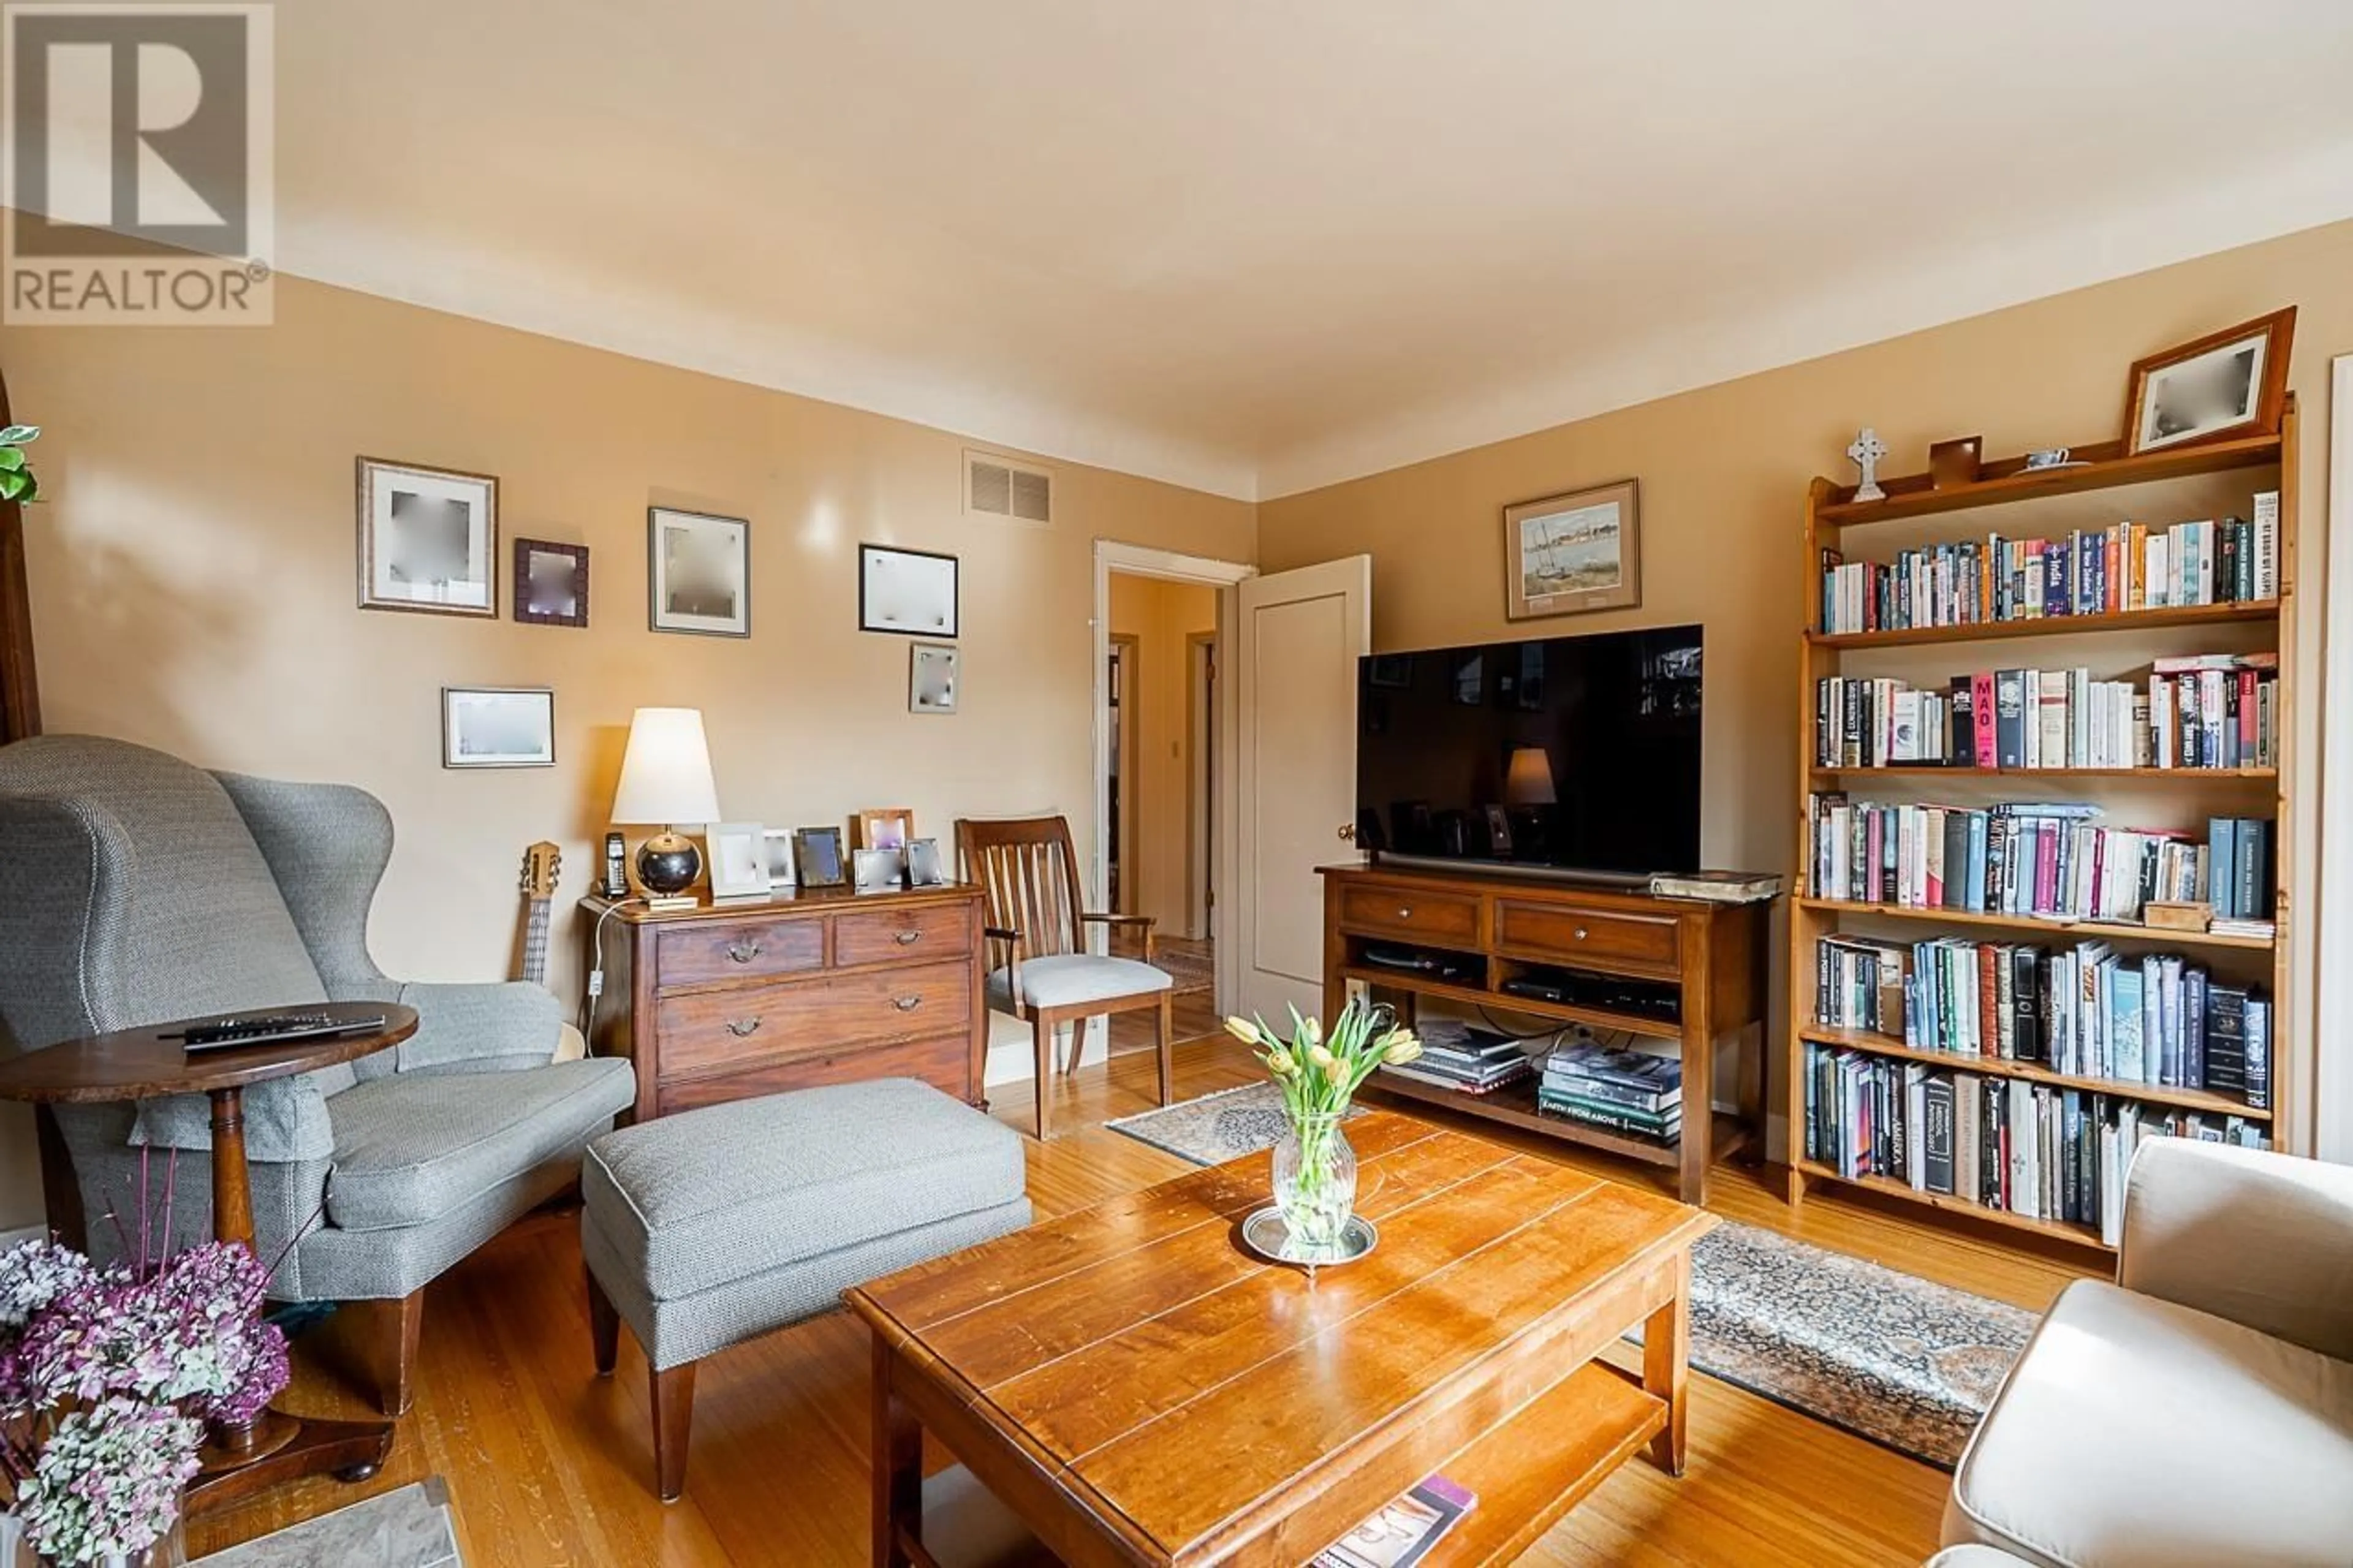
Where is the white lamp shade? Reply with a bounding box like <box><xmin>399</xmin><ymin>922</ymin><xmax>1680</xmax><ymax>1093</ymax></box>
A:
<box><xmin>1505</xmin><ymin>746</ymin><xmax>1558</xmax><ymax>806</ymax></box>
<box><xmin>611</xmin><ymin>707</ymin><xmax>721</xmax><ymax>825</ymax></box>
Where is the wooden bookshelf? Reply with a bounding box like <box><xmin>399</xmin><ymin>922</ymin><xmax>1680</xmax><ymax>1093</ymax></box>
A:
<box><xmin>1787</xmin><ymin>397</ymin><xmax>2299</xmax><ymax>1253</ymax></box>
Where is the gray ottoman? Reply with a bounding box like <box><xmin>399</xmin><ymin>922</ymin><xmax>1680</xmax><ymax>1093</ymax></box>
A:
<box><xmin>580</xmin><ymin>1078</ymin><xmax>1031</xmax><ymax>1500</ymax></box>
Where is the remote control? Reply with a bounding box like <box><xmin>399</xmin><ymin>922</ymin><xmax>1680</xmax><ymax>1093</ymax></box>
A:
<box><xmin>162</xmin><ymin>1012</ymin><xmax>389</xmax><ymax>1053</ymax></box>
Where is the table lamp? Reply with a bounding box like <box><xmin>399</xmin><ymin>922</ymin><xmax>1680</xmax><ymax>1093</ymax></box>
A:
<box><xmin>612</xmin><ymin>707</ymin><xmax>722</xmax><ymax>909</ymax></box>
<box><xmin>1504</xmin><ymin>746</ymin><xmax>1558</xmax><ymax>806</ymax></box>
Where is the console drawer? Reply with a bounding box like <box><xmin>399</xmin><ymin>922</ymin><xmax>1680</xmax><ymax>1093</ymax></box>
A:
<box><xmin>656</xmin><ymin>917</ymin><xmax>825</xmax><ymax>990</ymax></box>
<box><xmin>1494</xmin><ymin>901</ymin><xmax>1680</xmax><ymax>974</ymax></box>
<box><xmin>835</xmin><ymin>902</ymin><xmax>972</xmax><ymax>968</ymax></box>
<box><xmin>1337</xmin><ymin>884</ymin><xmax>1481</xmax><ymax>946</ymax></box>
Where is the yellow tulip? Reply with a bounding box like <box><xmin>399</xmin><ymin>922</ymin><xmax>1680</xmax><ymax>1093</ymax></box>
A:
<box><xmin>1383</xmin><ymin>1037</ymin><xmax>1424</xmax><ymax>1065</ymax></box>
<box><xmin>1222</xmin><ymin>1016</ymin><xmax>1259</xmax><ymax>1045</ymax></box>
<box><xmin>1307</xmin><ymin>1043</ymin><xmax>1336</xmax><ymax>1074</ymax></box>
<box><xmin>1265</xmin><ymin>1047</ymin><xmax>1296</xmax><ymax>1076</ymax></box>
<box><xmin>1301</xmin><ymin>1016</ymin><xmax>1323</xmax><ymax>1047</ymax></box>
<box><xmin>1322</xmin><ymin>1054</ymin><xmax>1348</xmax><ymax>1089</ymax></box>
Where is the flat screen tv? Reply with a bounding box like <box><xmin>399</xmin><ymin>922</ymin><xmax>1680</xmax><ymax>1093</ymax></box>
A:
<box><xmin>1355</xmin><ymin>624</ymin><xmax>1702</xmax><ymax>879</ymax></box>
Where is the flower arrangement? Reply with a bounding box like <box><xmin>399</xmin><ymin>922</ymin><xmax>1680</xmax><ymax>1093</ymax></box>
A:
<box><xmin>0</xmin><ymin>1172</ymin><xmax>292</xmax><ymax>1564</ymax></box>
<box><xmin>1225</xmin><ymin>999</ymin><xmax>1422</xmax><ymax>1250</ymax></box>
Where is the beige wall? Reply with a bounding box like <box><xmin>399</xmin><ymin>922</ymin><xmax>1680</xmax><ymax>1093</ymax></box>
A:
<box><xmin>0</xmin><ymin>276</ymin><xmax>1254</xmax><ymax>1228</ymax></box>
<box><xmin>1108</xmin><ymin>574</ymin><xmax>1218</xmax><ymax>934</ymax></box>
<box><xmin>1260</xmin><ymin>216</ymin><xmax>2353</xmax><ymax>1156</ymax></box>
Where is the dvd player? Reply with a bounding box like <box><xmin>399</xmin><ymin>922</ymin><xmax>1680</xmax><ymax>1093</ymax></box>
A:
<box><xmin>1501</xmin><ymin>968</ymin><xmax>1680</xmax><ymax>1025</ymax></box>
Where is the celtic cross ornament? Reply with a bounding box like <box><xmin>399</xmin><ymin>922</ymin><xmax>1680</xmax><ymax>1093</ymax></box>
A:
<box><xmin>1847</xmin><ymin>427</ymin><xmax>1888</xmax><ymax>502</ymax></box>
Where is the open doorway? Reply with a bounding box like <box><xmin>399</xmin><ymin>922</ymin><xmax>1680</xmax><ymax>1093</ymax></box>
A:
<box><xmin>1106</xmin><ymin>572</ymin><xmax>1217</xmax><ymax>1004</ymax></box>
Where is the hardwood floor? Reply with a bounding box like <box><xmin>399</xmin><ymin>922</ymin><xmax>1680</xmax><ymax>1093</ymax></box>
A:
<box><xmin>191</xmin><ymin>1013</ymin><xmax>2091</xmax><ymax>1566</ymax></box>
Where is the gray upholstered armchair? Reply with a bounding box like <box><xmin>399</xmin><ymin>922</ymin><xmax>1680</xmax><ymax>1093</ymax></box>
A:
<box><xmin>0</xmin><ymin>735</ymin><xmax>635</xmax><ymax>1415</ymax></box>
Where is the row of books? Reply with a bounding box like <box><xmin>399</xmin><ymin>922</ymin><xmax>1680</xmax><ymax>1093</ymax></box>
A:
<box><xmin>1374</xmin><ymin>1020</ymin><xmax>1534</xmax><ymax>1096</ymax></box>
<box><xmin>1534</xmin><ymin>1040</ymin><xmax>1681</xmax><ymax>1143</ymax></box>
<box><xmin>1806</xmin><ymin>794</ymin><xmax>2273</xmax><ymax>928</ymax></box>
<box><xmin>1818</xmin><ymin>497</ymin><xmax>2279</xmax><ymax>635</ymax></box>
<box><xmin>1803</xmin><ymin>1044</ymin><xmax>2270</xmax><ymax>1244</ymax></box>
<box><xmin>1813</xmin><ymin>652</ymin><xmax>2278</xmax><ymax>771</ymax></box>
<box><xmin>1814</xmin><ymin>934</ymin><xmax>2272</xmax><ymax>1103</ymax></box>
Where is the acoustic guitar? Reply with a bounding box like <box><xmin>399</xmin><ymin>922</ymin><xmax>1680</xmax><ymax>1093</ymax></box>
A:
<box><xmin>520</xmin><ymin>841</ymin><xmax>591</xmax><ymax>1062</ymax></box>
<box><xmin>518</xmin><ymin>841</ymin><xmax>561</xmax><ymax>988</ymax></box>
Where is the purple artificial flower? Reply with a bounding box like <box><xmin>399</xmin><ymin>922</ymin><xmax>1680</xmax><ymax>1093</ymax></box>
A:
<box><xmin>15</xmin><ymin>1395</ymin><xmax>202</xmax><ymax>1564</ymax></box>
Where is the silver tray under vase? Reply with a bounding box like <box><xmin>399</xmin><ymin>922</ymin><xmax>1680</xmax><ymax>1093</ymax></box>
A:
<box><xmin>1238</xmin><ymin>1206</ymin><xmax>1378</xmax><ymax>1275</ymax></box>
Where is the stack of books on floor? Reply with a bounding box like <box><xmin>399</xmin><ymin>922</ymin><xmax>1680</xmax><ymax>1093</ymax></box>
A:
<box><xmin>1804</xmin><ymin>1042</ymin><xmax>2270</xmax><ymax>1244</ymax></box>
<box><xmin>1376</xmin><ymin>1020</ymin><xmax>1534</xmax><ymax>1096</ymax></box>
<box><xmin>1536</xmin><ymin>1042</ymin><xmax>1681</xmax><ymax>1143</ymax></box>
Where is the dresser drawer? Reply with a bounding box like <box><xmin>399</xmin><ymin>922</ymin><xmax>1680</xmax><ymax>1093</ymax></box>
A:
<box><xmin>656</xmin><ymin>961</ymin><xmax>973</xmax><ymax>1080</ymax></box>
<box><xmin>1337</xmin><ymin>884</ymin><xmax>1481</xmax><ymax>947</ymax></box>
<box><xmin>657</xmin><ymin>1034</ymin><xmax>973</xmax><ymax>1116</ymax></box>
<box><xmin>1493</xmin><ymin>901</ymin><xmax>1680</xmax><ymax>974</ymax></box>
<box><xmin>656</xmin><ymin>917</ymin><xmax>824</xmax><ymax>990</ymax></box>
<box><xmin>835</xmin><ymin>902</ymin><xmax>972</xmax><ymax>968</ymax></box>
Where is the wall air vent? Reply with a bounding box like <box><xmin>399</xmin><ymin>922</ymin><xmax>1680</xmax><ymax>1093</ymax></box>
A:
<box><xmin>965</xmin><ymin>450</ymin><xmax>1053</xmax><ymax>526</ymax></box>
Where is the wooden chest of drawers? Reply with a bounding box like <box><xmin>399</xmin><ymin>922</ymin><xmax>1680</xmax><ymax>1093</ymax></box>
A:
<box><xmin>581</xmin><ymin>885</ymin><xmax>989</xmax><ymax>1122</ymax></box>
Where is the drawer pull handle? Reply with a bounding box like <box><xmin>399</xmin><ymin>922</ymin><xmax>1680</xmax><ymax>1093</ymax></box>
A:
<box><xmin>894</xmin><ymin>930</ymin><xmax>922</xmax><ymax>945</ymax></box>
<box><xmin>892</xmin><ymin>995</ymin><xmax>923</xmax><ymax>1012</ymax></box>
<box><xmin>727</xmin><ymin>941</ymin><xmax>762</xmax><ymax>964</ymax></box>
<box><xmin>1575</xmin><ymin>927</ymin><xmax>1589</xmax><ymax>941</ymax></box>
<box><xmin>725</xmin><ymin>1017</ymin><xmax>763</xmax><ymax>1037</ymax></box>
<box><xmin>1397</xmin><ymin>907</ymin><xmax>1412</xmax><ymax>919</ymax></box>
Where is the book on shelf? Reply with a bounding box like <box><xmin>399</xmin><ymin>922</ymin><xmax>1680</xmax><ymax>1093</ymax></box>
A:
<box><xmin>1804</xmin><ymin>1042</ymin><xmax>2270</xmax><ymax>1245</ymax></box>
<box><xmin>1810</xmin><ymin>935</ymin><xmax>2272</xmax><ymax>1105</ymax></box>
<box><xmin>1313</xmin><ymin>1474</ymin><xmax>1477</xmax><ymax>1568</ymax></box>
<box><xmin>1536</xmin><ymin>1089</ymin><xmax>1682</xmax><ymax>1141</ymax></box>
<box><xmin>1817</xmin><ymin>498</ymin><xmax>2279</xmax><ymax>636</ymax></box>
<box><xmin>1537</xmin><ymin>1041</ymin><xmax>1683</xmax><ymax>1141</ymax></box>
<box><xmin>1813</xmin><ymin>653</ymin><xmax>2276</xmax><ymax>771</ymax></box>
<box><xmin>1805</xmin><ymin>793</ymin><xmax>2273</xmax><ymax>928</ymax></box>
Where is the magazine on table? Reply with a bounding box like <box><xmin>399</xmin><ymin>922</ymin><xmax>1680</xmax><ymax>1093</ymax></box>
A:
<box><xmin>1312</xmin><ymin>1474</ymin><xmax>1477</xmax><ymax>1568</ymax></box>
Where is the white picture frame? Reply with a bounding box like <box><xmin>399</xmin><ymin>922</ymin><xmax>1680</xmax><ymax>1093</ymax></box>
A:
<box><xmin>860</xmin><ymin>544</ymin><xmax>959</xmax><ymax>637</ymax></box>
<box><xmin>649</xmin><ymin>507</ymin><xmax>751</xmax><ymax>637</ymax></box>
<box><xmin>760</xmin><ymin>827</ymin><xmax>798</xmax><ymax>892</ymax></box>
<box><xmin>359</xmin><ymin>458</ymin><xmax>498</xmax><ymax>616</ymax></box>
<box><xmin>441</xmin><ymin>687</ymin><xmax>554</xmax><ymax>768</ymax></box>
<box><xmin>910</xmin><ymin>641</ymin><xmax>959</xmax><ymax>713</ymax></box>
<box><xmin>706</xmin><ymin>820</ymin><xmax>770</xmax><ymax>900</ymax></box>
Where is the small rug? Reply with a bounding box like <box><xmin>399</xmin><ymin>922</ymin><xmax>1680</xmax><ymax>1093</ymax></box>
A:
<box><xmin>1153</xmin><ymin>937</ymin><xmax>1215</xmax><ymax>996</ymax></box>
<box><xmin>1107</xmin><ymin>1083</ymin><xmax>2034</xmax><ymax>1468</ymax></box>
<box><xmin>194</xmin><ymin>1478</ymin><xmax>460</xmax><ymax>1566</ymax></box>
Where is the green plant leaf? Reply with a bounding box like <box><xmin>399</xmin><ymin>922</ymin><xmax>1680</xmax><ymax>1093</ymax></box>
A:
<box><xmin>0</xmin><ymin>449</ymin><xmax>25</xmax><ymax>472</ymax></box>
<box><xmin>0</xmin><ymin>472</ymin><xmax>26</xmax><ymax>501</ymax></box>
<box><xmin>0</xmin><ymin>425</ymin><xmax>39</xmax><ymax>445</ymax></box>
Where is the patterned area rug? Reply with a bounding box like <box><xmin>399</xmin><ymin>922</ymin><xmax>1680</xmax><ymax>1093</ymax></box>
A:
<box><xmin>1153</xmin><ymin>936</ymin><xmax>1215</xmax><ymax>995</ymax></box>
<box><xmin>1107</xmin><ymin>1083</ymin><xmax>2034</xmax><ymax>1467</ymax></box>
<box><xmin>194</xmin><ymin>1477</ymin><xmax>460</xmax><ymax>1564</ymax></box>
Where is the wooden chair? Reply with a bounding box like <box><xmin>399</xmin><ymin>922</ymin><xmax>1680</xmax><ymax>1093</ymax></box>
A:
<box><xmin>956</xmin><ymin>814</ymin><xmax>1175</xmax><ymax>1139</ymax></box>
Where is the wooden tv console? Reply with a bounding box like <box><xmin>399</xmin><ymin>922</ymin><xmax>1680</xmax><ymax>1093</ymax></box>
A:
<box><xmin>1320</xmin><ymin>863</ymin><xmax>1772</xmax><ymax>1203</ymax></box>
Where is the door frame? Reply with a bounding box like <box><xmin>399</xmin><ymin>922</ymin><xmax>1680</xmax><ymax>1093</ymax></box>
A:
<box><xmin>1187</xmin><ymin>629</ymin><xmax>1216</xmax><ymax>941</ymax></box>
<box><xmin>1092</xmin><ymin>540</ymin><xmax>1255</xmax><ymax>1007</ymax></box>
<box><xmin>1106</xmin><ymin>632</ymin><xmax>1140</xmax><ymax>914</ymax></box>
<box><xmin>2316</xmin><ymin>356</ymin><xmax>2351</xmax><ymax>1161</ymax></box>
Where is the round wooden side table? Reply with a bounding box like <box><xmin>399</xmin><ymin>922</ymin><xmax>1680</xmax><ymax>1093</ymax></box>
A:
<box><xmin>0</xmin><ymin>1001</ymin><xmax>419</xmax><ymax>1513</ymax></box>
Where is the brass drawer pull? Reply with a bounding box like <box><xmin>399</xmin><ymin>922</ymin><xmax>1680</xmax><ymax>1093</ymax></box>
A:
<box><xmin>895</xmin><ymin>930</ymin><xmax>922</xmax><ymax>945</ymax></box>
<box><xmin>1397</xmin><ymin>907</ymin><xmax>1412</xmax><ymax>919</ymax></box>
<box><xmin>727</xmin><ymin>941</ymin><xmax>762</xmax><ymax>964</ymax></box>
<box><xmin>892</xmin><ymin>995</ymin><xmax>923</xmax><ymax>1012</ymax></box>
<box><xmin>1575</xmin><ymin>927</ymin><xmax>1589</xmax><ymax>941</ymax></box>
<box><xmin>725</xmin><ymin>1017</ymin><xmax>763</xmax><ymax>1037</ymax></box>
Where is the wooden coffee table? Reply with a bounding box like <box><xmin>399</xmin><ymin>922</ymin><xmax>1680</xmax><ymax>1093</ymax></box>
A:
<box><xmin>847</xmin><ymin>1110</ymin><xmax>1716</xmax><ymax>1567</ymax></box>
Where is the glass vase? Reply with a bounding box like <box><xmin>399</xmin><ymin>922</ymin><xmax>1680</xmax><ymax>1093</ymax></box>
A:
<box><xmin>1271</xmin><ymin>1113</ymin><xmax>1357</xmax><ymax>1256</ymax></box>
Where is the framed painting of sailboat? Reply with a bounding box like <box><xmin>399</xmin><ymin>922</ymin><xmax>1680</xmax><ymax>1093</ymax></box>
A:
<box><xmin>1502</xmin><ymin>479</ymin><xmax>1640</xmax><ymax>619</ymax></box>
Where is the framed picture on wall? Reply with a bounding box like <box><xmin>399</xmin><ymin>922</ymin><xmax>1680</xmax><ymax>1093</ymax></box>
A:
<box><xmin>1502</xmin><ymin>479</ymin><xmax>1640</xmax><ymax>620</ymax></box>
<box><xmin>648</xmin><ymin>507</ymin><xmax>751</xmax><ymax>636</ymax></box>
<box><xmin>357</xmin><ymin>458</ymin><xmax>498</xmax><ymax>616</ymax></box>
<box><xmin>512</xmin><ymin>538</ymin><xmax>589</xmax><ymax>627</ymax></box>
<box><xmin>909</xmin><ymin>642</ymin><xmax>958</xmax><ymax>713</ymax></box>
<box><xmin>441</xmin><ymin>686</ymin><xmax>555</xmax><ymax>768</ymax></box>
<box><xmin>859</xmin><ymin>544</ymin><xmax>959</xmax><ymax>637</ymax></box>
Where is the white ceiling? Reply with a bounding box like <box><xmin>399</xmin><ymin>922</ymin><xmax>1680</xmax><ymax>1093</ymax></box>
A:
<box><xmin>275</xmin><ymin>2</ymin><xmax>2353</xmax><ymax>500</ymax></box>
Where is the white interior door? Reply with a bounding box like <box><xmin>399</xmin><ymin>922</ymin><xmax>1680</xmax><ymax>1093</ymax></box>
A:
<box><xmin>1233</xmin><ymin>555</ymin><xmax>1371</xmax><ymax>1022</ymax></box>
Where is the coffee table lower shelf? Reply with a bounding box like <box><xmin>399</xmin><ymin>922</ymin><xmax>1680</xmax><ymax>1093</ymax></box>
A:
<box><xmin>913</xmin><ymin>1362</ymin><xmax>1667</xmax><ymax>1568</ymax></box>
